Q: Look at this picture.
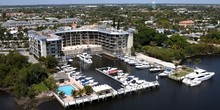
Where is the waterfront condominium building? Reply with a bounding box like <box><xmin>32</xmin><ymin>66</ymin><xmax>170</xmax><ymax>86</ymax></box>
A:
<box><xmin>28</xmin><ymin>27</ymin><xmax>133</xmax><ymax>58</ymax></box>
<box><xmin>28</xmin><ymin>30</ymin><xmax>62</xmax><ymax>58</ymax></box>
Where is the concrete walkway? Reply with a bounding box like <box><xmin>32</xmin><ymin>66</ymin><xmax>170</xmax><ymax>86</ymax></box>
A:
<box><xmin>135</xmin><ymin>53</ymin><xmax>175</xmax><ymax>69</ymax></box>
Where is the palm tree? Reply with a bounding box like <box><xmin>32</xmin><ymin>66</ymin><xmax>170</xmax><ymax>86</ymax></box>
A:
<box><xmin>59</xmin><ymin>91</ymin><xmax>65</xmax><ymax>98</ymax></box>
<box><xmin>173</xmin><ymin>61</ymin><xmax>179</xmax><ymax>71</ymax></box>
<box><xmin>84</xmin><ymin>85</ymin><xmax>93</xmax><ymax>95</ymax></box>
<box><xmin>71</xmin><ymin>90</ymin><xmax>78</xmax><ymax>98</ymax></box>
<box><xmin>78</xmin><ymin>89</ymin><xmax>85</xmax><ymax>97</ymax></box>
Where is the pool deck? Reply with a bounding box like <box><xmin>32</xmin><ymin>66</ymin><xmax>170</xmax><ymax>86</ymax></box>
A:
<box><xmin>54</xmin><ymin>81</ymin><xmax>159</xmax><ymax>108</ymax></box>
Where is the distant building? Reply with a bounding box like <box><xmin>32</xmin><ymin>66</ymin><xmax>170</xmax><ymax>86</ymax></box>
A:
<box><xmin>179</xmin><ymin>20</ymin><xmax>194</xmax><ymax>27</ymax></box>
<box><xmin>145</xmin><ymin>20</ymin><xmax>154</xmax><ymax>24</ymax></box>
<box><xmin>99</xmin><ymin>20</ymin><xmax>113</xmax><ymax>24</ymax></box>
<box><xmin>1</xmin><ymin>20</ymin><xmax>53</xmax><ymax>30</ymax></box>
<box><xmin>28</xmin><ymin>30</ymin><xmax>62</xmax><ymax>58</ymax></box>
<box><xmin>58</xmin><ymin>18</ymin><xmax>82</xmax><ymax>24</ymax></box>
<box><xmin>6</xmin><ymin>12</ymin><xmax>24</xmax><ymax>17</ymax></box>
<box><xmin>173</xmin><ymin>8</ymin><xmax>187</xmax><ymax>13</ymax></box>
<box><xmin>1</xmin><ymin>20</ymin><xmax>34</xmax><ymax>30</ymax></box>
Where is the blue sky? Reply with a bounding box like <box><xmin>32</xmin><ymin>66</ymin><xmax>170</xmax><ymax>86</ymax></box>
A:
<box><xmin>1</xmin><ymin>0</ymin><xmax>219</xmax><ymax>5</ymax></box>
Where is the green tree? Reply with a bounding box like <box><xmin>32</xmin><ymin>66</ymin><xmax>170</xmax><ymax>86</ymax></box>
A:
<box><xmin>44</xmin><ymin>77</ymin><xmax>57</xmax><ymax>91</ymax></box>
<box><xmin>173</xmin><ymin>61</ymin><xmax>179</xmax><ymax>71</ymax></box>
<box><xmin>13</xmin><ymin>83</ymin><xmax>28</xmax><ymax>98</ymax></box>
<box><xmin>166</xmin><ymin>34</ymin><xmax>188</xmax><ymax>50</ymax></box>
<box><xmin>27</xmin><ymin>87</ymin><xmax>36</xmax><ymax>99</ymax></box>
<box><xmin>112</xmin><ymin>17</ymin><xmax>116</xmax><ymax>28</ymax></box>
<box><xmin>71</xmin><ymin>90</ymin><xmax>78</xmax><ymax>98</ymax></box>
<box><xmin>59</xmin><ymin>91</ymin><xmax>65</xmax><ymax>98</ymax></box>
<box><xmin>117</xmin><ymin>18</ymin><xmax>120</xmax><ymax>30</ymax></box>
<box><xmin>27</xmin><ymin>63</ymin><xmax>47</xmax><ymax>86</ymax></box>
<box><xmin>84</xmin><ymin>85</ymin><xmax>93</xmax><ymax>95</ymax></box>
<box><xmin>78</xmin><ymin>89</ymin><xmax>85</xmax><ymax>97</ymax></box>
<box><xmin>45</xmin><ymin>56</ymin><xmax>58</xmax><ymax>69</ymax></box>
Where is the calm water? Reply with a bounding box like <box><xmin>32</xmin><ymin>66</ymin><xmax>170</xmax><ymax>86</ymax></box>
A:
<box><xmin>1</xmin><ymin>55</ymin><xmax>220</xmax><ymax>110</ymax></box>
<box><xmin>0</xmin><ymin>90</ymin><xmax>19</xmax><ymax>110</ymax></box>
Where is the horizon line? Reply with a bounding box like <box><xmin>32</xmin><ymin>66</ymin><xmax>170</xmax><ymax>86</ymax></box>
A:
<box><xmin>0</xmin><ymin>3</ymin><xmax>220</xmax><ymax>7</ymax></box>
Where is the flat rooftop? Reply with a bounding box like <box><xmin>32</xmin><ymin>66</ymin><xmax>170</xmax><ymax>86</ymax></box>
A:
<box><xmin>56</xmin><ymin>26</ymin><xmax>129</xmax><ymax>35</ymax></box>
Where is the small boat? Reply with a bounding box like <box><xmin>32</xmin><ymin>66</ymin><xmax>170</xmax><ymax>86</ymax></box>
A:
<box><xmin>158</xmin><ymin>68</ymin><xmax>173</xmax><ymax>77</ymax></box>
<box><xmin>141</xmin><ymin>61</ymin><xmax>149</xmax><ymax>65</ymax></box>
<box><xmin>128</xmin><ymin>60</ymin><xmax>136</xmax><ymax>65</ymax></box>
<box><xmin>78</xmin><ymin>52</ymin><xmax>93</xmax><ymax>64</ymax></box>
<box><xmin>135</xmin><ymin>64</ymin><xmax>150</xmax><ymax>69</ymax></box>
<box><xmin>88</xmin><ymin>82</ymin><xmax>98</xmax><ymax>86</ymax></box>
<box><xmin>96</xmin><ymin>54</ymin><xmax>102</xmax><ymax>57</ymax></box>
<box><xmin>64</xmin><ymin>67</ymin><xmax>77</xmax><ymax>72</ymax></box>
<box><xmin>61</xmin><ymin>64</ymin><xmax>71</xmax><ymax>69</ymax></box>
<box><xmin>85</xmin><ymin>77</ymin><xmax>93</xmax><ymax>80</ymax></box>
<box><xmin>88</xmin><ymin>79</ymin><xmax>94</xmax><ymax>83</ymax></box>
<box><xmin>68</xmin><ymin>59</ymin><xmax>73</xmax><ymax>62</ymax></box>
<box><xmin>74</xmin><ymin>72</ymin><xmax>81</xmax><ymax>75</ymax></box>
<box><xmin>124</xmin><ymin>58</ymin><xmax>130</xmax><ymax>63</ymax></box>
<box><xmin>150</xmin><ymin>67</ymin><xmax>163</xmax><ymax>72</ymax></box>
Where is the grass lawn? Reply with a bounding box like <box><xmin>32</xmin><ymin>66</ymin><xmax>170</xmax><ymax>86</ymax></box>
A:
<box><xmin>172</xmin><ymin>68</ymin><xmax>193</xmax><ymax>77</ymax></box>
<box><xmin>33</xmin><ymin>82</ymin><xmax>49</xmax><ymax>92</ymax></box>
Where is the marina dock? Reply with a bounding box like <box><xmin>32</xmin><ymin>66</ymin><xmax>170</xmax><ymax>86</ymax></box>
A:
<box><xmin>54</xmin><ymin>67</ymin><xmax>159</xmax><ymax>108</ymax></box>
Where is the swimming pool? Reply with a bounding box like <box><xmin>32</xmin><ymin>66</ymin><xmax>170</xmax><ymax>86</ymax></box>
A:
<box><xmin>57</xmin><ymin>85</ymin><xmax>75</xmax><ymax>96</ymax></box>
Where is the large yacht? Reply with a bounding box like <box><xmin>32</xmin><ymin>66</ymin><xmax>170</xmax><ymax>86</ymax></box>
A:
<box><xmin>182</xmin><ymin>67</ymin><xmax>215</xmax><ymax>86</ymax></box>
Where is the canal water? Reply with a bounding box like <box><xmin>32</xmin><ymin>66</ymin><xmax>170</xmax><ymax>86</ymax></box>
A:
<box><xmin>0</xmin><ymin>55</ymin><xmax>219</xmax><ymax>110</ymax></box>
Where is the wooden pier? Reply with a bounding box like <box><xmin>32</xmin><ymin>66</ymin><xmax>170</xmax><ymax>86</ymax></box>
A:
<box><xmin>95</xmin><ymin>68</ymin><xmax>124</xmax><ymax>84</ymax></box>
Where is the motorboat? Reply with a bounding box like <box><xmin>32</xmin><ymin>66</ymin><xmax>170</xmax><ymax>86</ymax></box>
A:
<box><xmin>182</xmin><ymin>68</ymin><xmax>215</xmax><ymax>86</ymax></box>
<box><xmin>63</xmin><ymin>67</ymin><xmax>77</xmax><ymax>72</ymax></box>
<box><xmin>158</xmin><ymin>67</ymin><xmax>173</xmax><ymax>77</ymax></box>
<box><xmin>60</xmin><ymin>64</ymin><xmax>71</xmax><ymax>69</ymax></box>
<box><xmin>124</xmin><ymin>58</ymin><xmax>130</xmax><ymax>63</ymax></box>
<box><xmin>135</xmin><ymin>64</ymin><xmax>150</xmax><ymax>69</ymax></box>
<box><xmin>128</xmin><ymin>60</ymin><xmax>136</xmax><ymax>65</ymax></box>
<box><xmin>149</xmin><ymin>67</ymin><xmax>163</xmax><ymax>72</ymax></box>
<box><xmin>141</xmin><ymin>61</ymin><xmax>149</xmax><ymax>65</ymax></box>
<box><xmin>88</xmin><ymin>82</ymin><xmax>98</xmax><ymax>86</ymax></box>
<box><xmin>81</xmin><ymin>52</ymin><xmax>92</xmax><ymax>59</ymax></box>
<box><xmin>85</xmin><ymin>77</ymin><xmax>93</xmax><ymax>80</ymax></box>
<box><xmin>78</xmin><ymin>53</ymin><xmax>93</xmax><ymax>64</ymax></box>
<box><xmin>68</xmin><ymin>58</ymin><xmax>73</xmax><ymax>62</ymax></box>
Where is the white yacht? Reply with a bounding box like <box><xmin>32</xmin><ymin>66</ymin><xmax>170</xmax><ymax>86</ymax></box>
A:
<box><xmin>81</xmin><ymin>52</ymin><xmax>92</xmax><ymax>59</ymax></box>
<box><xmin>78</xmin><ymin>53</ymin><xmax>93</xmax><ymax>64</ymax></box>
<box><xmin>135</xmin><ymin>64</ymin><xmax>150</xmax><ymax>69</ymax></box>
<box><xmin>182</xmin><ymin>67</ymin><xmax>215</xmax><ymax>86</ymax></box>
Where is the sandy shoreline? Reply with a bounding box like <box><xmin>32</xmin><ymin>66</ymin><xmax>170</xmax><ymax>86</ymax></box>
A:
<box><xmin>135</xmin><ymin>53</ymin><xmax>176</xmax><ymax>69</ymax></box>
